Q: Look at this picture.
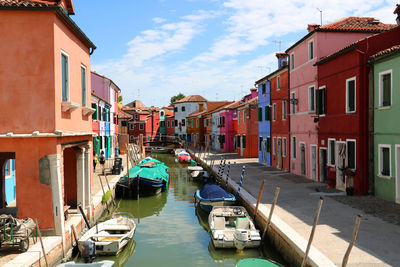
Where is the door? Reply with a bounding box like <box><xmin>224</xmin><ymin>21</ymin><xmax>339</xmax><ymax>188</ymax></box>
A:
<box><xmin>261</xmin><ymin>139</ymin><xmax>267</xmax><ymax>164</ymax></box>
<box><xmin>300</xmin><ymin>143</ymin><xmax>306</xmax><ymax>176</ymax></box>
<box><xmin>277</xmin><ymin>139</ymin><xmax>282</xmax><ymax>169</ymax></box>
<box><xmin>310</xmin><ymin>145</ymin><xmax>317</xmax><ymax>181</ymax></box>
<box><xmin>240</xmin><ymin>135</ymin><xmax>244</xmax><ymax>157</ymax></box>
<box><xmin>336</xmin><ymin>142</ymin><xmax>346</xmax><ymax>191</ymax></box>
<box><xmin>319</xmin><ymin>148</ymin><xmax>327</xmax><ymax>183</ymax></box>
<box><xmin>396</xmin><ymin>146</ymin><xmax>400</xmax><ymax>204</ymax></box>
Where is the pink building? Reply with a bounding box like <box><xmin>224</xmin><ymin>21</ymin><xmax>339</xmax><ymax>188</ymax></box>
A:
<box><xmin>218</xmin><ymin>101</ymin><xmax>240</xmax><ymax>152</ymax></box>
<box><xmin>286</xmin><ymin>17</ymin><xmax>394</xmax><ymax>180</ymax></box>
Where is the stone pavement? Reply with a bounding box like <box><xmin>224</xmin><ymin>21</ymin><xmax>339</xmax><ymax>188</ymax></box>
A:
<box><xmin>197</xmin><ymin>151</ymin><xmax>400</xmax><ymax>267</ymax></box>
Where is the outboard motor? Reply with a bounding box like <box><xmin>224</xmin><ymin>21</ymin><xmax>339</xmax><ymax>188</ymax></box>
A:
<box><xmin>81</xmin><ymin>240</ymin><xmax>96</xmax><ymax>263</ymax></box>
<box><xmin>234</xmin><ymin>229</ymin><xmax>249</xmax><ymax>251</ymax></box>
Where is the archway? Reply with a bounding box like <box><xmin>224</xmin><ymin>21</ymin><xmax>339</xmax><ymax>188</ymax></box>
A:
<box><xmin>0</xmin><ymin>152</ymin><xmax>16</xmax><ymax>215</ymax></box>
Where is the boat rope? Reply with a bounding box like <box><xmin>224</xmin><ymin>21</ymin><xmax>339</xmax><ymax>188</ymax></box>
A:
<box><xmin>236</xmin><ymin>166</ymin><xmax>246</xmax><ymax>199</ymax></box>
<box><xmin>225</xmin><ymin>162</ymin><xmax>231</xmax><ymax>190</ymax></box>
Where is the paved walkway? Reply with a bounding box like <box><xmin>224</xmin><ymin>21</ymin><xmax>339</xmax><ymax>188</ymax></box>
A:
<box><xmin>197</xmin><ymin>151</ymin><xmax>400</xmax><ymax>267</ymax></box>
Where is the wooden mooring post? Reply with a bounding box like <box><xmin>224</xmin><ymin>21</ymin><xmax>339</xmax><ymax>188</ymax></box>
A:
<box><xmin>262</xmin><ymin>186</ymin><xmax>280</xmax><ymax>240</ymax></box>
<box><xmin>301</xmin><ymin>197</ymin><xmax>324</xmax><ymax>267</ymax></box>
<box><xmin>225</xmin><ymin>162</ymin><xmax>231</xmax><ymax>190</ymax></box>
<box><xmin>342</xmin><ymin>215</ymin><xmax>362</xmax><ymax>267</ymax></box>
<box><xmin>35</xmin><ymin>218</ymin><xmax>48</xmax><ymax>267</ymax></box>
<box><xmin>254</xmin><ymin>179</ymin><xmax>265</xmax><ymax>219</ymax></box>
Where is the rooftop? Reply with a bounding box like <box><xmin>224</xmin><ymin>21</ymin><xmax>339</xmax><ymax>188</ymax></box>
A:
<box><xmin>370</xmin><ymin>44</ymin><xmax>400</xmax><ymax>62</ymax></box>
<box><xmin>173</xmin><ymin>95</ymin><xmax>207</xmax><ymax>104</ymax></box>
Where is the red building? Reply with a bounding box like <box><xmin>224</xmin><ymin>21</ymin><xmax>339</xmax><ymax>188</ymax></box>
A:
<box><xmin>236</xmin><ymin>96</ymin><xmax>259</xmax><ymax>158</ymax></box>
<box><xmin>315</xmin><ymin>26</ymin><xmax>400</xmax><ymax>195</ymax></box>
<box><xmin>166</xmin><ymin>115</ymin><xmax>175</xmax><ymax>137</ymax></box>
<box><xmin>270</xmin><ymin>53</ymin><xmax>290</xmax><ymax>171</ymax></box>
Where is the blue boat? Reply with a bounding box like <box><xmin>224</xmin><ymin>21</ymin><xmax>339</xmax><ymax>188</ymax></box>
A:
<box><xmin>194</xmin><ymin>183</ymin><xmax>236</xmax><ymax>212</ymax></box>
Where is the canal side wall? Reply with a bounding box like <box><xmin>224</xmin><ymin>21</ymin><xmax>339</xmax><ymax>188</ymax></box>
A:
<box><xmin>189</xmin><ymin>150</ymin><xmax>335</xmax><ymax>267</ymax></box>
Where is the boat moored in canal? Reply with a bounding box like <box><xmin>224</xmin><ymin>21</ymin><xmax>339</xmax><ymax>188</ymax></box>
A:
<box><xmin>194</xmin><ymin>183</ymin><xmax>236</xmax><ymax>212</ymax></box>
<box><xmin>235</xmin><ymin>258</ymin><xmax>284</xmax><ymax>267</ymax></box>
<box><xmin>208</xmin><ymin>206</ymin><xmax>261</xmax><ymax>250</ymax></box>
<box><xmin>58</xmin><ymin>261</ymin><xmax>115</xmax><ymax>267</ymax></box>
<box><xmin>116</xmin><ymin>157</ymin><xmax>169</xmax><ymax>196</ymax></box>
<box><xmin>78</xmin><ymin>214</ymin><xmax>136</xmax><ymax>256</ymax></box>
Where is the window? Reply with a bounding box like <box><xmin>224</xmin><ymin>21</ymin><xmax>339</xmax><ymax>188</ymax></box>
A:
<box><xmin>139</xmin><ymin>124</ymin><xmax>144</xmax><ymax>130</ymax></box>
<box><xmin>277</xmin><ymin>76</ymin><xmax>281</xmax><ymax>90</ymax></box>
<box><xmin>196</xmin><ymin>119</ymin><xmax>199</xmax><ymax>128</ymax></box>
<box><xmin>292</xmin><ymin>136</ymin><xmax>296</xmax><ymax>158</ymax></box>
<box><xmin>243</xmin><ymin>110</ymin><xmax>246</xmax><ymax>124</ymax></box>
<box><xmin>242</xmin><ymin>135</ymin><xmax>246</xmax><ymax>148</ymax></box>
<box><xmin>308</xmin><ymin>86</ymin><xmax>315</xmax><ymax>111</ymax></box>
<box><xmin>160</xmin><ymin>121</ymin><xmax>165</xmax><ymax>127</ymax></box>
<box><xmin>61</xmin><ymin>52</ymin><xmax>69</xmax><ymax>102</ymax></box>
<box><xmin>160</xmin><ymin>111</ymin><xmax>164</xmax><ymax>116</ymax></box>
<box><xmin>174</xmin><ymin>107</ymin><xmax>178</xmax><ymax>112</ymax></box>
<box><xmin>221</xmin><ymin>116</ymin><xmax>225</xmax><ymax>126</ymax></box>
<box><xmin>174</xmin><ymin>120</ymin><xmax>178</xmax><ymax>126</ymax></box>
<box><xmin>129</xmin><ymin>135</ymin><xmax>134</xmax><ymax>142</ymax></box>
<box><xmin>181</xmin><ymin>119</ymin><xmax>185</xmax><ymax>126</ymax></box>
<box><xmin>135</xmin><ymin>114</ymin><xmax>139</xmax><ymax>119</ymax></box>
<box><xmin>129</xmin><ymin>123</ymin><xmax>134</xmax><ymax>130</ymax></box>
<box><xmin>79</xmin><ymin>66</ymin><xmax>87</xmax><ymax>107</ymax></box>
<box><xmin>272</xmin><ymin>104</ymin><xmax>276</xmax><ymax>121</ymax></box>
<box><xmin>238</xmin><ymin>111</ymin><xmax>241</xmax><ymax>124</ymax></box>
<box><xmin>262</xmin><ymin>83</ymin><xmax>266</xmax><ymax>94</ymax></box>
<box><xmin>308</xmin><ymin>40</ymin><xmax>314</xmax><ymax>60</ymax></box>
<box><xmin>259</xmin><ymin>136</ymin><xmax>263</xmax><ymax>151</ymax></box>
<box><xmin>283</xmin><ymin>138</ymin><xmax>287</xmax><ymax>157</ymax></box>
<box><xmin>187</xmin><ymin>119</ymin><xmax>191</xmax><ymax>127</ymax></box>
<box><xmin>328</xmin><ymin>139</ymin><xmax>335</xmax><ymax>166</ymax></box>
<box><xmin>265</xmin><ymin>106</ymin><xmax>271</xmax><ymax>121</ymax></box>
<box><xmin>282</xmin><ymin>101</ymin><xmax>287</xmax><ymax>120</ymax></box>
<box><xmin>290</xmin><ymin>92</ymin><xmax>296</xmax><ymax>114</ymax></box>
<box><xmin>258</xmin><ymin>107</ymin><xmax>262</xmax><ymax>121</ymax></box>
<box><xmin>290</xmin><ymin>53</ymin><xmax>295</xmax><ymax>70</ymax></box>
<box><xmin>121</xmin><ymin>121</ymin><xmax>127</xmax><ymax>127</ymax></box>
<box><xmin>167</xmin><ymin>121</ymin><xmax>170</xmax><ymax>128</ymax></box>
<box><xmin>172</xmin><ymin>120</ymin><xmax>175</xmax><ymax>127</ymax></box>
<box><xmin>91</xmin><ymin>103</ymin><xmax>97</xmax><ymax>120</ymax></box>
<box><xmin>266</xmin><ymin>137</ymin><xmax>271</xmax><ymax>153</ymax></box>
<box><xmin>346</xmin><ymin>140</ymin><xmax>356</xmax><ymax>170</ymax></box>
<box><xmin>346</xmin><ymin>77</ymin><xmax>356</xmax><ymax>113</ymax></box>
<box><xmin>236</xmin><ymin>135</ymin><xmax>241</xmax><ymax>148</ymax></box>
<box><xmin>379</xmin><ymin>145</ymin><xmax>391</xmax><ymax>177</ymax></box>
<box><xmin>273</xmin><ymin>137</ymin><xmax>276</xmax><ymax>155</ymax></box>
<box><xmin>205</xmin><ymin>118</ymin><xmax>209</xmax><ymax>127</ymax></box>
<box><xmin>379</xmin><ymin>70</ymin><xmax>392</xmax><ymax>107</ymax></box>
<box><xmin>316</xmin><ymin>86</ymin><xmax>326</xmax><ymax>115</ymax></box>
<box><xmin>181</xmin><ymin>106</ymin><xmax>186</xmax><ymax>112</ymax></box>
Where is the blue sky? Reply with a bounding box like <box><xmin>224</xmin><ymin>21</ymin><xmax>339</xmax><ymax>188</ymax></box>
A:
<box><xmin>72</xmin><ymin>0</ymin><xmax>398</xmax><ymax>107</ymax></box>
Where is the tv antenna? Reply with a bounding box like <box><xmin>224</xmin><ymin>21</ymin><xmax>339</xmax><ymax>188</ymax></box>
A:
<box><xmin>317</xmin><ymin>8</ymin><xmax>323</xmax><ymax>25</ymax></box>
<box><xmin>272</xmin><ymin>40</ymin><xmax>282</xmax><ymax>51</ymax></box>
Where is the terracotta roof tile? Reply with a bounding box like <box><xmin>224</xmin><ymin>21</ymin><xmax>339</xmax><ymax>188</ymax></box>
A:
<box><xmin>370</xmin><ymin>44</ymin><xmax>400</xmax><ymax>60</ymax></box>
<box><xmin>0</xmin><ymin>0</ymin><xmax>52</xmax><ymax>8</ymax></box>
<box><xmin>237</xmin><ymin>97</ymin><xmax>258</xmax><ymax>109</ymax></box>
<box><xmin>118</xmin><ymin>109</ymin><xmax>132</xmax><ymax>119</ymax></box>
<box><xmin>320</xmin><ymin>17</ymin><xmax>396</xmax><ymax>32</ymax></box>
<box><xmin>173</xmin><ymin>95</ymin><xmax>207</xmax><ymax>104</ymax></box>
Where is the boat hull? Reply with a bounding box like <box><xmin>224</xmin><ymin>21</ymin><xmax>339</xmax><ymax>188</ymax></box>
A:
<box><xmin>194</xmin><ymin>190</ymin><xmax>236</xmax><ymax>213</ymax></box>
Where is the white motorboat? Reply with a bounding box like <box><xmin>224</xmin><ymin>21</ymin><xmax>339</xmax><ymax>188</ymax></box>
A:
<box><xmin>190</xmin><ymin>170</ymin><xmax>209</xmax><ymax>179</ymax></box>
<box><xmin>208</xmin><ymin>206</ymin><xmax>261</xmax><ymax>250</ymax></box>
<box><xmin>78</xmin><ymin>216</ymin><xmax>136</xmax><ymax>256</ymax></box>
<box><xmin>187</xmin><ymin>166</ymin><xmax>203</xmax><ymax>172</ymax></box>
<box><xmin>58</xmin><ymin>261</ymin><xmax>114</xmax><ymax>267</ymax></box>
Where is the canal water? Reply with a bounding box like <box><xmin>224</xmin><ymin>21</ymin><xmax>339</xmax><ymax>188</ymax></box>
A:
<box><xmin>95</xmin><ymin>153</ymin><xmax>284</xmax><ymax>266</ymax></box>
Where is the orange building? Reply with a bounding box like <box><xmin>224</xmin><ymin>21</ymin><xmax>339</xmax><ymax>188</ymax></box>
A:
<box><xmin>236</xmin><ymin>97</ymin><xmax>259</xmax><ymax>157</ymax></box>
<box><xmin>0</xmin><ymin>0</ymin><xmax>96</xmax><ymax>247</ymax></box>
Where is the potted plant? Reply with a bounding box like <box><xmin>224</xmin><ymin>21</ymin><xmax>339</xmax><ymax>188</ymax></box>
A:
<box><xmin>338</xmin><ymin>166</ymin><xmax>355</xmax><ymax>195</ymax></box>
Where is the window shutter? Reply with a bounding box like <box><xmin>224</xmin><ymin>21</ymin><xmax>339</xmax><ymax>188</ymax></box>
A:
<box><xmin>267</xmin><ymin>137</ymin><xmax>271</xmax><ymax>153</ymax></box>
<box><xmin>383</xmin><ymin>74</ymin><xmax>391</xmax><ymax>106</ymax></box>
<box><xmin>316</xmin><ymin>89</ymin><xmax>321</xmax><ymax>115</ymax></box>
<box><xmin>91</xmin><ymin>103</ymin><xmax>97</xmax><ymax>120</ymax></box>
<box><xmin>322</xmin><ymin>88</ymin><xmax>326</xmax><ymax>115</ymax></box>
<box><xmin>258</xmin><ymin>108</ymin><xmax>262</xmax><ymax>121</ymax></box>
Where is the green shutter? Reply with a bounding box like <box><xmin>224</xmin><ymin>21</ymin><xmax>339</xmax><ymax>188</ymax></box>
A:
<box><xmin>383</xmin><ymin>74</ymin><xmax>391</xmax><ymax>106</ymax></box>
<box><xmin>61</xmin><ymin>54</ymin><xmax>68</xmax><ymax>102</ymax></box>
<box><xmin>91</xmin><ymin>103</ymin><xmax>97</xmax><ymax>120</ymax></box>
<box><xmin>316</xmin><ymin>89</ymin><xmax>321</xmax><ymax>115</ymax></box>
<box><xmin>107</xmin><ymin>137</ymin><xmax>111</xmax><ymax>158</ymax></box>
<box><xmin>81</xmin><ymin>67</ymin><xmax>86</xmax><ymax>107</ymax></box>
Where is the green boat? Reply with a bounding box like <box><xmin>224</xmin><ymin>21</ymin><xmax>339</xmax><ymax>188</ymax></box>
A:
<box><xmin>236</xmin><ymin>258</ymin><xmax>284</xmax><ymax>267</ymax></box>
<box><xmin>117</xmin><ymin>157</ymin><xmax>169</xmax><ymax>196</ymax></box>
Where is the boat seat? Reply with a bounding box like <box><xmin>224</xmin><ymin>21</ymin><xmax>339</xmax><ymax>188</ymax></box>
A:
<box><xmin>214</xmin><ymin>216</ymin><xmax>225</xmax><ymax>230</ymax></box>
<box><xmin>236</xmin><ymin>217</ymin><xmax>250</xmax><ymax>229</ymax></box>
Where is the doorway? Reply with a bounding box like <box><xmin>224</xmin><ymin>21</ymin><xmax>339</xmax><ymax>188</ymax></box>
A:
<box><xmin>300</xmin><ymin>143</ymin><xmax>306</xmax><ymax>176</ymax></box>
<box><xmin>0</xmin><ymin>152</ymin><xmax>17</xmax><ymax>215</ymax></box>
<box><xmin>336</xmin><ymin>141</ymin><xmax>346</xmax><ymax>191</ymax></box>
<box><xmin>319</xmin><ymin>148</ymin><xmax>327</xmax><ymax>183</ymax></box>
<box><xmin>277</xmin><ymin>138</ymin><xmax>282</xmax><ymax>169</ymax></box>
<box><xmin>310</xmin><ymin>145</ymin><xmax>317</xmax><ymax>181</ymax></box>
<box><xmin>63</xmin><ymin>147</ymin><xmax>77</xmax><ymax>208</ymax></box>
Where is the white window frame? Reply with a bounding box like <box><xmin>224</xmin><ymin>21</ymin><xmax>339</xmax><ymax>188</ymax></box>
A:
<box><xmin>308</xmin><ymin>39</ymin><xmax>314</xmax><ymax>60</ymax></box>
<box><xmin>272</xmin><ymin>104</ymin><xmax>276</xmax><ymax>121</ymax></box>
<box><xmin>139</xmin><ymin>123</ymin><xmax>144</xmax><ymax>130</ymax></box>
<box><xmin>346</xmin><ymin>139</ymin><xmax>356</xmax><ymax>171</ymax></box>
<box><xmin>308</xmin><ymin>85</ymin><xmax>315</xmax><ymax>112</ymax></box>
<box><xmin>129</xmin><ymin>135</ymin><xmax>134</xmax><ymax>142</ymax></box>
<box><xmin>243</xmin><ymin>110</ymin><xmax>246</xmax><ymax>124</ymax></box>
<box><xmin>328</xmin><ymin>138</ymin><xmax>336</xmax><ymax>166</ymax></box>
<box><xmin>273</xmin><ymin>137</ymin><xmax>276</xmax><ymax>155</ymax></box>
<box><xmin>378</xmin><ymin>69</ymin><xmax>392</xmax><ymax>108</ymax></box>
<box><xmin>290</xmin><ymin>52</ymin><xmax>295</xmax><ymax>70</ymax></box>
<box><xmin>282</xmin><ymin>100</ymin><xmax>287</xmax><ymax>120</ymax></box>
<box><xmin>283</xmin><ymin>137</ymin><xmax>287</xmax><ymax>157</ymax></box>
<box><xmin>290</xmin><ymin>92</ymin><xmax>296</xmax><ymax>114</ymax></box>
<box><xmin>129</xmin><ymin>123</ymin><xmax>134</xmax><ymax>130</ymax></box>
<box><xmin>346</xmin><ymin>77</ymin><xmax>356</xmax><ymax>114</ymax></box>
<box><xmin>61</xmin><ymin>50</ymin><xmax>70</xmax><ymax>102</ymax></box>
<box><xmin>277</xmin><ymin>76</ymin><xmax>281</xmax><ymax>90</ymax></box>
<box><xmin>292</xmin><ymin>136</ymin><xmax>297</xmax><ymax>159</ymax></box>
<box><xmin>81</xmin><ymin>64</ymin><xmax>87</xmax><ymax>107</ymax></box>
<box><xmin>378</xmin><ymin>144</ymin><xmax>391</xmax><ymax>178</ymax></box>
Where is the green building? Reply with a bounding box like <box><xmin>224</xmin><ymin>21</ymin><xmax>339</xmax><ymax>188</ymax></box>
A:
<box><xmin>371</xmin><ymin>45</ymin><xmax>400</xmax><ymax>203</ymax></box>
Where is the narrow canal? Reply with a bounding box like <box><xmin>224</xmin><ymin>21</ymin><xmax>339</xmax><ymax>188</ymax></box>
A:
<box><xmin>96</xmin><ymin>153</ymin><xmax>285</xmax><ymax>266</ymax></box>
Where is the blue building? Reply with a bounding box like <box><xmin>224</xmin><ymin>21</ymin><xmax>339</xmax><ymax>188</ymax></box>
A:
<box><xmin>255</xmin><ymin>77</ymin><xmax>271</xmax><ymax>166</ymax></box>
<box><xmin>4</xmin><ymin>159</ymin><xmax>16</xmax><ymax>205</ymax></box>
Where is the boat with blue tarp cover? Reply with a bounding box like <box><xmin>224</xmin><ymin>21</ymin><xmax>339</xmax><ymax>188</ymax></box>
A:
<box><xmin>116</xmin><ymin>157</ymin><xmax>169</xmax><ymax>196</ymax></box>
<box><xmin>194</xmin><ymin>183</ymin><xmax>236</xmax><ymax>212</ymax></box>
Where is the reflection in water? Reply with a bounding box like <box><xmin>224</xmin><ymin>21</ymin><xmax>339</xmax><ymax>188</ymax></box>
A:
<box><xmin>96</xmin><ymin>240</ymin><xmax>136</xmax><ymax>267</ymax></box>
<box><xmin>99</xmin><ymin>153</ymin><xmax>283</xmax><ymax>266</ymax></box>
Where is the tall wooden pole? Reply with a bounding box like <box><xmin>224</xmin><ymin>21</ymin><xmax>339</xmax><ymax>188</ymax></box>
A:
<box><xmin>254</xmin><ymin>179</ymin><xmax>265</xmax><ymax>219</ymax></box>
<box><xmin>342</xmin><ymin>215</ymin><xmax>362</xmax><ymax>267</ymax></box>
<box><xmin>262</xmin><ymin>187</ymin><xmax>280</xmax><ymax>240</ymax></box>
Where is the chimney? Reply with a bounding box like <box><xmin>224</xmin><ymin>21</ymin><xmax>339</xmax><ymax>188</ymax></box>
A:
<box><xmin>276</xmin><ymin>52</ymin><xmax>288</xmax><ymax>68</ymax></box>
<box><xmin>307</xmin><ymin>24</ymin><xmax>320</xmax><ymax>32</ymax></box>
<box><xmin>394</xmin><ymin>4</ymin><xmax>400</xmax><ymax>25</ymax></box>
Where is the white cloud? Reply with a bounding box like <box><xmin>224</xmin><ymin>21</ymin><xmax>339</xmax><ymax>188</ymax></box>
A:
<box><xmin>153</xmin><ymin>17</ymin><xmax>166</xmax><ymax>24</ymax></box>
